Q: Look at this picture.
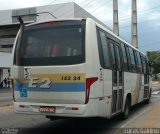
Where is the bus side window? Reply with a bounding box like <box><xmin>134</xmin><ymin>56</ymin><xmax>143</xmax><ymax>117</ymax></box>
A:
<box><xmin>121</xmin><ymin>43</ymin><xmax>128</xmax><ymax>71</ymax></box>
<box><xmin>114</xmin><ymin>45</ymin><xmax>121</xmax><ymax>71</ymax></box>
<box><xmin>125</xmin><ymin>46</ymin><xmax>131</xmax><ymax>71</ymax></box>
<box><xmin>140</xmin><ymin>55</ymin><xmax>144</xmax><ymax>74</ymax></box>
<box><xmin>99</xmin><ymin>31</ymin><xmax>111</xmax><ymax>68</ymax></box>
<box><xmin>108</xmin><ymin>42</ymin><xmax>117</xmax><ymax>86</ymax></box>
<box><xmin>109</xmin><ymin>42</ymin><xmax>116</xmax><ymax>70</ymax></box>
<box><xmin>136</xmin><ymin>52</ymin><xmax>142</xmax><ymax>73</ymax></box>
<box><xmin>115</xmin><ymin>44</ymin><xmax>123</xmax><ymax>86</ymax></box>
<box><xmin>141</xmin><ymin>56</ymin><xmax>147</xmax><ymax>74</ymax></box>
<box><xmin>129</xmin><ymin>47</ymin><xmax>136</xmax><ymax>72</ymax></box>
<box><xmin>133</xmin><ymin>50</ymin><xmax>138</xmax><ymax>72</ymax></box>
<box><xmin>146</xmin><ymin>59</ymin><xmax>149</xmax><ymax>75</ymax></box>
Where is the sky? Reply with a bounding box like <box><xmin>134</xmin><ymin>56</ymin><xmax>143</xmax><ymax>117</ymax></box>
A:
<box><xmin>0</xmin><ymin>0</ymin><xmax>160</xmax><ymax>53</ymax></box>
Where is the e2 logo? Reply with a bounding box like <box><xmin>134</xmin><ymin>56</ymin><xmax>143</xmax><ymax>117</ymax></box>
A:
<box><xmin>28</xmin><ymin>77</ymin><xmax>51</xmax><ymax>88</ymax></box>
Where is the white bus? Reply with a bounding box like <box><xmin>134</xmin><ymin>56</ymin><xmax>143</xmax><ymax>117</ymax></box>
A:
<box><xmin>11</xmin><ymin>18</ymin><xmax>152</xmax><ymax>120</ymax></box>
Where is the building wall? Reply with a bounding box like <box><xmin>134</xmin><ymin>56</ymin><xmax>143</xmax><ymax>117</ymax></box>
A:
<box><xmin>36</xmin><ymin>3</ymin><xmax>75</xmax><ymax>20</ymax></box>
<box><xmin>0</xmin><ymin>10</ymin><xmax>11</xmax><ymax>25</ymax></box>
<box><xmin>0</xmin><ymin>26</ymin><xmax>19</xmax><ymax>53</ymax></box>
<box><xmin>0</xmin><ymin>2</ymin><xmax>110</xmax><ymax>88</ymax></box>
<box><xmin>0</xmin><ymin>3</ymin><xmax>75</xmax><ymax>26</ymax></box>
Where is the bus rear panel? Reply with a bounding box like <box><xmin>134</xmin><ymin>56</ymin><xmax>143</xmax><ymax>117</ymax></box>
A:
<box><xmin>11</xmin><ymin>19</ymin><xmax>104</xmax><ymax>118</ymax></box>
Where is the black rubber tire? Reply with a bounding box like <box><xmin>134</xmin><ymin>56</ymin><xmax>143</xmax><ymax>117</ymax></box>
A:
<box><xmin>144</xmin><ymin>90</ymin><xmax>151</xmax><ymax>104</ymax></box>
<box><xmin>144</xmin><ymin>98</ymin><xmax>150</xmax><ymax>104</ymax></box>
<box><xmin>121</xmin><ymin>98</ymin><xmax>130</xmax><ymax>120</ymax></box>
<box><xmin>46</xmin><ymin>116</ymin><xmax>59</xmax><ymax>121</ymax></box>
<box><xmin>144</xmin><ymin>96</ymin><xmax>151</xmax><ymax>104</ymax></box>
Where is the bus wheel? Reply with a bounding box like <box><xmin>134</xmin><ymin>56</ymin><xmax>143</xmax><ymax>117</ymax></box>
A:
<box><xmin>144</xmin><ymin>98</ymin><xmax>150</xmax><ymax>104</ymax></box>
<box><xmin>46</xmin><ymin>116</ymin><xmax>59</xmax><ymax>121</ymax></box>
<box><xmin>121</xmin><ymin>98</ymin><xmax>130</xmax><ymax>120</ymax></box>
<box><xmin>144</xmin><ymin>91</ymin><xmax>151</xmax><ymax>104</ymax></box>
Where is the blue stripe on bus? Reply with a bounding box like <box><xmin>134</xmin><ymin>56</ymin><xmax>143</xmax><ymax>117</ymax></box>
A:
<box><xmin>14</xmin><ymin>82</ymin><xmax>86</xmax><ymax>92</ymax></box>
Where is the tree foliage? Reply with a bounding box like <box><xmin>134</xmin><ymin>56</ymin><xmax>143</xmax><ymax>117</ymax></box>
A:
<box><xmin>147</xmin><ymin>51</ymin><xmax>160</xmax><ymax>74</ymax></box>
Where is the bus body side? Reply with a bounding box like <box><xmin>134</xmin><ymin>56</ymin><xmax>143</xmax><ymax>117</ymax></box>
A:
<box><xmin>96</xmin><ymin>22</ymin><xmax>152</xmax><ymax>118</ymax></box>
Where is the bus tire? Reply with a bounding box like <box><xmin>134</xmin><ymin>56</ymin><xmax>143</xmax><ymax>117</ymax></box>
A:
<box><xmin>46</xmin><ymin>116</ymin><xmax>59</xmax><ymax>121</ymax></box>
<box><xmin>144</xmin><ymin>91</ymin><xmax>151</xmax><ymax>104</ymax></box>
<box><xmin>144</xmin><ymin>98</ymin><xmax>150</xmax><ymax>104</ymax></box>
<box><xmin>121</xmin><ymin>98</ymin><xmax>130</xmax><ymax>120</ymax></box>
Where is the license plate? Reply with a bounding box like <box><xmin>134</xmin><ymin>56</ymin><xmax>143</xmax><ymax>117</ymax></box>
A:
<box><xmin>39</xmin><ymin>106</ymin><xmax>55</xmax><ymax>113</ymax></box>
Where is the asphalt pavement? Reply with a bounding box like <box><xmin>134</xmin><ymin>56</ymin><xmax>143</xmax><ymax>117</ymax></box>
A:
<box><xmin>0</xmin><ymin>94</ymin><xmax>159</xmax><ymax>134</ymax></box>
<box><xmin>0</xmin><ymin>88</ymin><xmax>12</xmax><ymax>106</ymax></box>
<box><xmin>152</xmin><ymin>81</ymin><xmax>160</xmax><ymax>91</ymax></box>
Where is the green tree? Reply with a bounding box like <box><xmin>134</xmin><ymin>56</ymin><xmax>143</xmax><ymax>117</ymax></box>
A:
<box><xmin>147</xmin><ymin>51</ymin><xmax>160</xmax><ymax>75</ymax></box>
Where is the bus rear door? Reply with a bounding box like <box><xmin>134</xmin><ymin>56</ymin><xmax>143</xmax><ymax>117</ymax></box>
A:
<box><xmin>109</xmin><ymin>41</ymin><xmax>123</xmax><ymax>115</ymax></box>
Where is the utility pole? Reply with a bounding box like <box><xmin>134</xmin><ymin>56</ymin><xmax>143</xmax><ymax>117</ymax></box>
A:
<box><xmin>131</xmin><ymin>0</ymin><xmax>138</xmax><ymax>48</ymax></box>
<box><xmin>113</xmin><ymin>0</ymin><xmax>119</xmax><ymax>36</ymax></box>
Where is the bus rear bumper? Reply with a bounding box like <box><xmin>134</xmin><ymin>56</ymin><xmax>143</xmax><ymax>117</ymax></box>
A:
<box><xmin>13</xmin><ymin>98</ymin><xmax>104</xmax><ymax>118</ymax></box>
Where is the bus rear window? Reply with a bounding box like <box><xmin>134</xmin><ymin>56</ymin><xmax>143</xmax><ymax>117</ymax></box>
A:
<box><xmin>15</xmin><ymin>21</ymin><xmax>85</xmax><ymax>66</ymax></box>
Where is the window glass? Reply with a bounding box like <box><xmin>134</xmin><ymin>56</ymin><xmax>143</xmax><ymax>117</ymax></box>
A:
<box><xmin>146</xmin><ymin>60</ymin><xmax>149</xmax><ymax>74</ymax></box>
<box><xmin>115</xmin><ymin>45</ymin><xmax>121</xmax><ymax>71</ymax></box>
<box><xmin>121</xmin><ymin>43</ymin><xmax>128</xmax><ymax>71</ymax></box>
<box><xmin>99</xmin><ymin>31</ymin><xmax>110</xmax><ymax>68</ymax></box>
<box><xmin>129</xmin><ymin>47</ymin><xmax>136</xmax><ymax>72</ymax></box>
<box><xmin>126</xmin><ymin>46</ymin><xmax>131</xmax><ymax>71</ymax></box>
<box><xmin>109</xmin><ymin>43</ymin><xmax>116</xmax><ymax>70</ymax></box>
<box><xmin>16</xmin><ymin>21</ymin><xmax>85</xmax><ymax>66</ymax></box>
<box><xmin>115</xmin><ymin>45</ymin><xmax>122</xmax><ymax>86</ymax></box>
<box><xmin>133</xmin><ymin>50</ymin><xmax>138</xmax><ymax>72</ymax></box>
<box><xmin>136</xmin><ymin>52</ymin><xmax>142</xmax><ymax>73</ymax></box>
<box><xmin>141</xmin><ymin>56</ymin><xmax>147</xmax><ymax>74</ymax></box>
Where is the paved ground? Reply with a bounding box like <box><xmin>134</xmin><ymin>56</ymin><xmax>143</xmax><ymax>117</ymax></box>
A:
<box><xmin>0</xmin><ymin>95</ymin><xmax>159</xmax><ymax>134</ymax></box>
<box><xmin>0</xmin><ymin>88</ymin><xmax>12</xmax><ymax>106</ymax></box>
<box><xmin>152</xmin><ymin>81</ymin><xmax>160</xmax><ymax>91</ymax></box>
<box><xmin>114</xmin><ymin>93</ymin><xmax>160</xmax><ymax>134</ymax></box>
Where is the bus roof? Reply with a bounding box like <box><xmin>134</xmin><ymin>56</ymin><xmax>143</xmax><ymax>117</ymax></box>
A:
<box><xmin>25</xmin><ymin>18</ymin><xmax>84</xmax><ymax>27</ymax></box>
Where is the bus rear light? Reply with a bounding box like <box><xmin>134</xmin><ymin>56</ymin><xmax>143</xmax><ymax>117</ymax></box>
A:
<box><xmin>85</xmin><ymin>77</ymin><xmax>98</xmax><ymax>104</ymax></box>
<box><xmin>11</xmin><ymin>79</ymin><xmax>15</xmax><ymax>101</ymax></box>
<box><xmin>66</xmin><ymin>107</ymin><xmax>79</xmax><ymax>110</ymax></box>
<box><xmin>72</xmin><ymin>107</ymin><xmax>78</xmax><ymax>110</ymax></box>
<box><xmin>19</xmin><ymin>105</ymin><xmax>25</xmax><ymax>108</ymax></box>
